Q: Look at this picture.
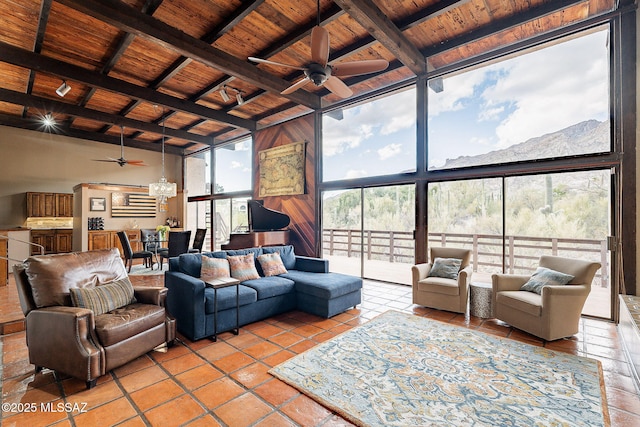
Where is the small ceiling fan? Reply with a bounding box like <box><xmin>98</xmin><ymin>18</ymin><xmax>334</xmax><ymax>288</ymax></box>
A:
<box><xmin>93</xmin><ymin>126</ymin><xmax>146</xmax><ymax>167</ymax></box>
<box><xmin>248</xmin><ymin>0</ymin><xmax>389</xmax><ymax>99</ymax></box>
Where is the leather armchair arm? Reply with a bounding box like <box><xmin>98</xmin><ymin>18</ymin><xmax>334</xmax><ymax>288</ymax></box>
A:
<box><xmin>134</xmin><ymin>286</ymin><xmax>168</xmax><ymax>306</ymax></box>
<box><xmin>26</xmin><ymin>306</ymin><xmax>103</xmax><ymax>382</ymax></box>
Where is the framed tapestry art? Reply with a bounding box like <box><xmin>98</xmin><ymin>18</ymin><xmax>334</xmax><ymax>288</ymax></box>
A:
<box><xmin>258</xmin><ymin>141</ymin><xmax>306</xmax><ymax>197</ymax></box>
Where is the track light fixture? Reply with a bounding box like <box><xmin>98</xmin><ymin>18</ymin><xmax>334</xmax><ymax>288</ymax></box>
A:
<box><xmin>56</xmin><ymin>80</ymin><xmax>71</xmax><ymax>97</ymax></box>
<box><xmin>220</xmin><ymin>85</ymin><xmax>245</xmax><ymax>105</ymax></box>
<box><xmin>219</xmin><ymin>87</ymin><xmax>230</xmax><ymax>102</ymax></box>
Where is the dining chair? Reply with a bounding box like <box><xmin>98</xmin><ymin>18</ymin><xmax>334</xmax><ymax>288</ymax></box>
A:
<box><xmin>188</xmin><ymin>228</ymin><xmax>207</xmax><ymax>253</ymax></box>
<box><xmin>158</xmin><ymin>230</ymin><xmax>192</xmax><ymax>269</ymax></box>
<box><xmin>117</xmin><ymin>231</ymin><xmax>154</xmax><ymax>272</ymax></box>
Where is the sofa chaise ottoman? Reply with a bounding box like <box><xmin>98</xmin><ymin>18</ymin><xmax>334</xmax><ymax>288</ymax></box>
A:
<box><xmin>164</xmin><ymin>245</ymin><xmax>362</xmax><ymax>341</ymax></box>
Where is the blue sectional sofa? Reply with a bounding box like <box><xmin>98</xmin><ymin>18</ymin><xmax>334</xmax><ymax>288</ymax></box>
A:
<box><xmin>164</xmin><ymin>245</ymin><xmax>362</xmax><ymax>341</ymax></box>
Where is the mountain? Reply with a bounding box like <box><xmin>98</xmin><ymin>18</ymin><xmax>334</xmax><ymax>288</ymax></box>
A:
<box><xmin>437</xmin><ymin>119</ymin><xmax>610</xmax><ymax>169</ymax></box>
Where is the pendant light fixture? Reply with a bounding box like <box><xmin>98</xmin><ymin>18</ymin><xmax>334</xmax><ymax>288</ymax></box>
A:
<box><xmin>148</xmin><ymin>109</ymin><xmax>177</xmax><ymax>211</ymax></box>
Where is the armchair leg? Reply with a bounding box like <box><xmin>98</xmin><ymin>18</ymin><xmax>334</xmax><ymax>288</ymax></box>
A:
<box><xmin>86</xmin><ymin>379</ymin><xmax>97</xmax><ymax>390</ymax></box>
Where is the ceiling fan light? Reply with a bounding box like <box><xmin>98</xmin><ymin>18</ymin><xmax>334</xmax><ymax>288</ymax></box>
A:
<box><xmin>56</xmin><ymin>81</ymin><xmax>71</xmax><ymax>97</ymax></box>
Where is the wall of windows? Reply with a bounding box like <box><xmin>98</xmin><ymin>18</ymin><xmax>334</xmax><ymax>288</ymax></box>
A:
<box><xmin>427</xmin><ymin>27</ymin><xmax>610</xmax><ymax>170</ymax></box>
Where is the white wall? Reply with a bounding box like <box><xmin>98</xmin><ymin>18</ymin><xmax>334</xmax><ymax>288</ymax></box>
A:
<box><xmin>0</xmin><ymin>125</ymin><xmax>182</xmax><ymax>227</ymax></box>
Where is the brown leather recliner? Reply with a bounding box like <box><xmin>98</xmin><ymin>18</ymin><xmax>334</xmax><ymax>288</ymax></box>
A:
<box><xmin>13</xmin><ymin>248</ymin><xmax>176</xmax><ymax>389</ymax></box>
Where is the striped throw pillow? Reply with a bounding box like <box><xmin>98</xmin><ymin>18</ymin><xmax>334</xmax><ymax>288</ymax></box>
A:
<box><xmin>201</xmin><ymin>256</ymin><xmax>230</xmax><ymax>279</ymax></box>
<box><xmin>257</xmin><ymin>252</ymin><xmax>288</xmax><ymax>277</ymax></box>
<box><xmin>69</xmin><ymin>277</ymin><xmax>136</xmax><ymax>315</ymax></box>
<box><xmin>228</xmin><ymin>253</ymin><xmax>260</xmax><ymax>281</ymax></box>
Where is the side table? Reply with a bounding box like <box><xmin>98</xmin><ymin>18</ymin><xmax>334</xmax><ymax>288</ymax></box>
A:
<box><xmin>469</xmin><ymin>282</ymin><xmax>493</xmax><ymax>318</ymax></box>
<box><xmin>202</xmin><ymin>276</ymin><xmax>241</xmax><ymax>341</ymax></box>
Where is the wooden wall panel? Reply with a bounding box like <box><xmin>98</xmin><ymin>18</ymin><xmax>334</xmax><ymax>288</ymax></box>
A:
<box><xmin>253</xmin><ymin>115</ymin><xmax>317</xmax><ymax>257</ymax></box>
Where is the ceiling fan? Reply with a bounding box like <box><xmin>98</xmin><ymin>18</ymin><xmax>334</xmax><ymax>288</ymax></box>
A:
<box><xmin>248</xmin><ymin>0</ymin><xmax>389</xmax><ymax>99</ymax></box>
<box><xmin>93</xmin><ymin>126</ymin><xmax>146</xmax><ymax>167</ymax></box>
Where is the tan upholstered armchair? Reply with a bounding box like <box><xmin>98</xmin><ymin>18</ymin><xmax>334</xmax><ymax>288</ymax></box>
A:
<box><xmin>412</xmin><ymin>247</ymin><xmax>472</xmax><ymax>314</ymax></box>
<box><xmin>491</xmin><ymin>255</ymin><xmax>601</xmax><ymax>341</ymax></box>
<box><xmin>13</xmin><ymin>248</ymin><xmax>176</xmax><ymax>389</ymax></box>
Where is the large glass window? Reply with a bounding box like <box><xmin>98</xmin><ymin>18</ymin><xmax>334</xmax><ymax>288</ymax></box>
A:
<box><xmin>214</xmin><ymin>138</ymin><xmax>252</xmax><ymax>193</ymax></box>
<box><xmin>322</xmin><ymin>87</ymin><xmax>416</xmax><ymax>181</ymax></box>
<box><xmin>427</xmin><ymin>27</ymin><xmax>610</xmax><ymax>170</ymax></box>
<box><xmin>427</xmin><ymin>170</ymin><xmax>611</xmax><ymax>318</ymax></box>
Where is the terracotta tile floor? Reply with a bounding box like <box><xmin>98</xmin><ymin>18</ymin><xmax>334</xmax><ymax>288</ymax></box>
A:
<box><xmin>1</xmin><ymin>274</ymin><xmax>640</xmax><ymax>426</ymax></box>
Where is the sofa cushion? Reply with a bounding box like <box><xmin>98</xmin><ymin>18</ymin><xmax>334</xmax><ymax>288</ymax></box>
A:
<box><xmin>257</xmin><ymin>252</ymin><xmax>288</xmax><ymax>277</ymax></box>
<box><xmin>242</xmin><ymin>276</ymin><xmax>296</xmax><ymax>299</ymax></box>
<box><xmin>520</xmin><ymin>267</ymin><xmax>574</xmax><ymax>294</ymax></box>
<box><xmin>25</xmin><ymin>248</ymin><xmax>127</xmax><ymax>308</ymax></box>
<box><xmin>94</xmin><ymin>303</ymin><xmax>166</xmax><ymax>347</ymax></box>
<box><xmin>228</xmin><ymin>254</ymin><xmax>261</xmax><ymax>281</ymax></box>
<box><xmin>262</xmin><ymin>245</ymin><xmax>296</xmax><ymax>270</ymax></box>
<box><xmin>496</xmin><ymin>291</ymin><xmax>542</xmax><ymax>317</ymax></box>
<box><xmin>283</xmin><ymin>271</ymin><xmax>362</xmax><ymax>299</ymax></box>
<box><xmin>201</xmin><ymin>256</ymin><xmax>230</xmax><ymax>279</ymax></box>
<box><xmin>204</xmin><ymin>285</ymin><xmax>258</xmax><ymax>313</ymax></box>
<box><xmin>427</xmin><ymin>257</ymin><xmax>462</xmax><ymax>280</ymax></box>
<box><xmin>417</xmin><ymin>277</ymin><xmax>460</xmax><ymax>295</ymax></box>
<box><xmin>69</xmin><ymin>277</ymin><xmax>136</xmax><ymax>315</ymax></box>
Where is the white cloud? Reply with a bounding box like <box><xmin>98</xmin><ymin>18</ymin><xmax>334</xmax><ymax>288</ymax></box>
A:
<box><xmin>481</xmin><ymin>32</ymin><xmax>609</xmax><ymax>147</ymax></box>
<box><xmin>323</xmin><ymin>88</ymin><xmax>416</xmax><ymax>156</ymax></box>
<box><xmin>344</xmin><ymin>169</ymin><xmax>368</xmax><ymax>179</ymax></box>
<box><xmin>230</xmin><ymin>161</ymin><xmax>242</xmax><ymax>169</ymax></box>
<box><xmin>378</xmin><ymin>143</ymin><xmax>402</xmax><ymax>160</ymax></box>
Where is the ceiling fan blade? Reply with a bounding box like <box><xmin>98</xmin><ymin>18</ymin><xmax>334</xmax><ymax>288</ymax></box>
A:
<box><xmin>92</xmin><ymin>159</ymin><xmax>117</xmax><ymax>163</ymax></box>
<box><xmin>248</xmin><ymin>57</ymin><xmax>306</xmax><ymax>71</ymax></box>
<box><xmin>282</xmin><ymin>77</ymin><xmax>311</xmax><ymax>95</ymax></box>
<box><xmin>126</xmin><ymin>160</ymin><xmax>146</xmax><ymax>165</ymax></box>
<box><xmin>324</xmin><ymin>76</ymin><xmax>353</xmax><ymax>98</ymax></box>
<box><xmin>331</xmin><ymin>59</ymin><xmax>390</xmax><ymax>77</ymax></box>
<box><xmin>311</xmin><ymin>26</ymin><xmax>329</xmax><ymax>67</ymax></box>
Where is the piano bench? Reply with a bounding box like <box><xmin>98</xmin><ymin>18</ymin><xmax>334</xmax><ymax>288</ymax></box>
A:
<box><xmin>289</xmin><ymin>272</ymin><xmax>363</xmax><ymax>318</ymax></box>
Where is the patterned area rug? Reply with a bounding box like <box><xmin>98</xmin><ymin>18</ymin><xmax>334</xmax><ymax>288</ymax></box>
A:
<box><xmin>270</xmin><ymin>311</ymin><xmax>610</xmax><ymax>427</ymax></box>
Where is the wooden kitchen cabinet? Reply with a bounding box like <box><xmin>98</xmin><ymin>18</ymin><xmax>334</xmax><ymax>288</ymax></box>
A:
<box><xmin>27</xmin><ymin>192</ymin><xmax>73</xmax><ymax>217</ymax></box>
<box><xmin>56</xmin><ymin>229</ymin><xmax>73</xmax><ymax>253</ymax></box>
<box><xmin>55</xmin><ymin>193</ymin><xmax>73</xmax><ymax>217</ymax></box>
<box><xmin>89</xmin><ymin>230</ymin><xmax>140</xmax><ymax>257</ymax></box>
<box><xmin>88</xmin><ymin>231</ymin><xmax>111</xmax><ymax>251</ymax></box>
<box><xmin>31</xmin><ymin>229</ymin><xmax>72</xmax><ymax>255</ymax></box>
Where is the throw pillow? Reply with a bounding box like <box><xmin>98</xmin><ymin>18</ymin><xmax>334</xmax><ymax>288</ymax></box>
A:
<box><xmin>521</xmin><ymin>267</ymin><xmax>575</xmax><ymax>294</ymax></box>
<box><xmin>228</xmin><ymin>253</ymin><xmax>260</xmax><ymax>281</ymax></box>
<box><xmin>201</xmin><ymin>256</ymin><xmax>230</xmax><ymax>279</ymax></box>
<box><xmin>427</xmin><ymin>257</ymin><xmax>462</xmax><ymax>280</ymax></box>
<box><xmin>257</xmin><ymin>252</ymin><xmax>288</xmax><ymax>277</ymax></box>
<box><xmin>69</xmin><ymin>277</ymin><xmax>136</xmax><ymax>316</ymax></box>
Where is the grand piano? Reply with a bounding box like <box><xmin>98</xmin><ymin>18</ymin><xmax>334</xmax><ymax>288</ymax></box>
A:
<box><xmin>221</xmin><ymin>200</ymin><xmax>290</xmax><ymax>250</ymax></box>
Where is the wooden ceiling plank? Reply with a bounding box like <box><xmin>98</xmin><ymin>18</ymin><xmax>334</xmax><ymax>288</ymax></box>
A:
<box><xmin>0</xmin><ymin>112</ymin><xmax>184</xmax><ymax>154</ymax></box>
<box><xmin>0</xmin><ymin>42</ymin><xmax>256</xmax><ymax>130</ymax></box>
<box><xmin>0</xmin><ymin>87</ymin><xmax>212</xmax><ymax>144</ymax></box>
<box><xmin>332</xmin><ymin>0</ymin><xmax>426</xmax><ymax>75</ymax></box>
<box><xmin>57</xmin><ymin>0</ymin><xmax>321</xmax><ymax>109</ymax></box>
<box><xmin>23</xmin><ymin>0</ymin><xmax>53</xmax><ymax>117</ymax></box>
<box><xmin>422</xmin><ymin>0</ymin><xmax>586</xmax><ymax>59</ymax></box>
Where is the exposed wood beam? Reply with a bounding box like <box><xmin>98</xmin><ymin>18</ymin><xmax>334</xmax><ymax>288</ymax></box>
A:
<box><xmin>0</xmin><ymin>88</ymin><xmax>214</xmax><ymax>145</ymax></box>
<box><xmin>23</xmin><ymin>0</ymin><xmax>52</xmax><ymax>118</ymax></box>
<box><xmin>0</xmin><ymin>42</ymin><xmax>256</xmax><ymax>130</ymax></box>
<box><xmin>57</xmin><ymin>0</ymin><xmax>321</xmax><ymax>110</ymax></box>
<box><xmin>0</xmin><ymin>114</ymin><xmax>185</xmax><ymax>155</ymax></box>
<box><xmin>332</xmin><ymin>0</ymin><xmax>426</xmax><ymax>75</ymax></box>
